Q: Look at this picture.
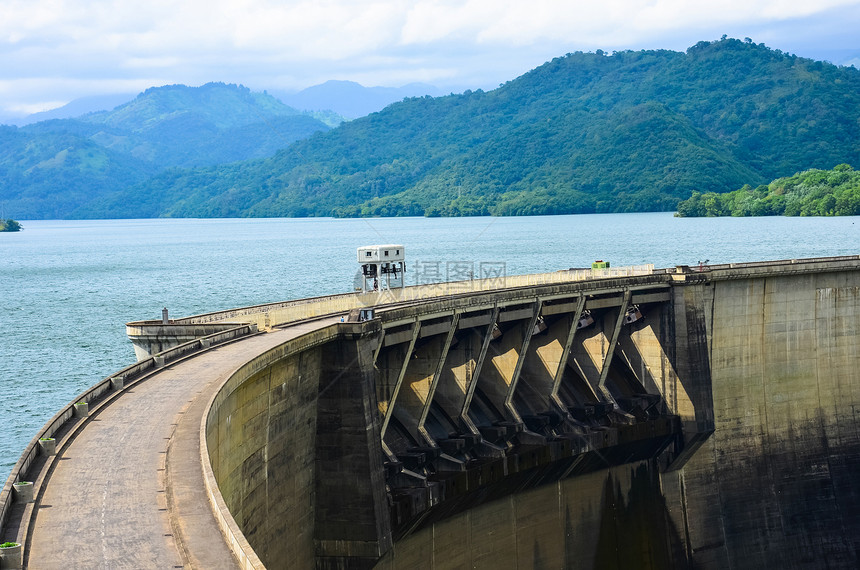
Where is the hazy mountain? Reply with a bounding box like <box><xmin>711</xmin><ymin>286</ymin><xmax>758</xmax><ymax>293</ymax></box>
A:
<box><xmin>78</xmin><ymin>38</ymin><xmax>860</xmax><ymax>219</ymax></box>
<box><xmin>796</xmin><ymin>48</ymin><xmax>860</xmax><ymax>69</ymax></box>
<box><xmin>0</xmin><ymin>111</ymin><xmax>21</xmax><ymax>127</ymax></box>
<box><xmin>1</xmin><ymin>83</ymin><xmax>330</xmax><ymax>218</ymax></box>
<box><xmin>274</xmin><ymin>80</ymin><xmax>445</xmax><ymax>119</ymax></box>
<box><xmin>17</xmin><ymin>94</ymin><xmax>137</xmax><ymax>126</ymax></box>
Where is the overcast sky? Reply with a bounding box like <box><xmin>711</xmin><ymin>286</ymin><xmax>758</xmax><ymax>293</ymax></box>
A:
<box><xmin>2</xmin><ymin>0</ymin><xmax>860</xmax><ymax>117</ymax></box>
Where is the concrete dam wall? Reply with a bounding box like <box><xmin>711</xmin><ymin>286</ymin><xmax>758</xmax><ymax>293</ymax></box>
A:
<box><xmin>660</xmin><ymin>268</ymin><xmax>860</xmax><ymax>568</ymax></box>
<box><xmin>200</xmin><ymin>258</ymin><xmax>860</xmax><ymax>569</ymax></box>
<box><xmin>203</xmin><ymin>322</ymin><xmax>390</xmax><ymax>568</ymax></box>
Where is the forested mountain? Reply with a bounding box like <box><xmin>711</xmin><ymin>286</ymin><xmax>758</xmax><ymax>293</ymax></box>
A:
<box><xmin>5</xmin><ymin>38</ymin><xmax>860</xmax><ymax>220</ymax></box>
<box><xmin>0</xmin><ymin>125</ymin><xmax>153</xmax><ymax>219</ymax></box>
<box><xmin>675</xmin><ymin>164</ymin><xmax>860</xmax><ymax>217</ymax></box>
<box><xmin>78</xmin><ymin>38</ymin><xmax>860</xmax><ymax>219</ymax></box>
<box><xmin>73</xmin><ymin>83</ymin><xmax>331</xmax><ymax>168</ymax></box>
<box><xmin>0</xmin><ymin>83</ymin><xmax>330</xmax><ymax>218</ymax></box>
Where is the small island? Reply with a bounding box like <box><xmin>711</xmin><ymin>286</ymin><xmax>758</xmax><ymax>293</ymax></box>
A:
<box><xmin>675</xmin><ymin>164</ymin><xmax>859</xmax><ymax>217</ymax></box>
<box><xmin>0</xmin><ymin>219</ymin><xmax>23</xmax><ymax>232</ymax></box>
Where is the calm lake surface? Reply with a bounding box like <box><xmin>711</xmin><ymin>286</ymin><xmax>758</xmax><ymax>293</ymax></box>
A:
<box><xmin>1</xmin><ymin>213</ymin><xmax>859</xmax><ymax>478</ymax></box>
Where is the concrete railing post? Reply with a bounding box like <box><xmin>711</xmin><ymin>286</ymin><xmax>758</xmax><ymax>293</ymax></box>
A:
<box><xmin>12</xmin><ymin>481</ymin><xmax>34</xmax><ymax>504</ymax></box>
<box><xmin>74</xmin><ymin>401</ymin><xmax>89</xmax><ymax>417</ymax></box>
<box><xmin>0</xmin><ymin>542</ymin><xmax>23</xmax><ymax>570</ymax></box>
<box><xmin>38</xmin><ymin>437</ymin><xmax>56</xmax><ymax>456</ymax></box>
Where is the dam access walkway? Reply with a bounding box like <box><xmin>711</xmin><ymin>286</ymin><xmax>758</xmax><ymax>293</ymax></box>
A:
<box><xmin>23</xmin><ymin>317</ymin><xmax>340</xmax><ymax>569</ymax></box>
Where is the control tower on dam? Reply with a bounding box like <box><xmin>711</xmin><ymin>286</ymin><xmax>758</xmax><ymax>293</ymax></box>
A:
<box><xmin>2</xmin><ymin>256</ymin><xmax>860</xmax><ymax>569</ymax></box>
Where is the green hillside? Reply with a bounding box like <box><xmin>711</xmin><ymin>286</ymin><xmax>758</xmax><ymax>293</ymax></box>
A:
<box><xmin>5</xmin><ymin>39</ymin><xmax>860</xmax><ymax>220</ymax></box>
<box><xmin>76</xmin><ymin>83</ymin><xmax>329</xmax><ymax>167</ymax></box>
<box><xmin>0</xmin><ymin>125</ymin><xmax>153</xmax><ymax>219</ymax></box>
<box><xmin>0</xmin><ymin>83</ymin><xmax>331</xmax><ymax>219</ymax></box>
<box><xmin>85</xmin><ymin>38</ymin><xmax>860</xmax><ymax>219</ymax></box>
<box><xmin>676</xmin><ymin>164</ymin><xmax>860</xmax><ymax>217</ymax></box>
<box><xmin>85</xmin><ymin>83</ymin><xmax>297</xmax><ymax>131</ymax></box>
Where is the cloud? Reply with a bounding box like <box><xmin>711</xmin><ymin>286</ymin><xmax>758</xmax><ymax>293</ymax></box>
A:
<box><xmin>398</xmin><ymin>0</ymin><xmax>860</xmax><ymax>45</ymax></box>
<box><xmin>1</xmin><ymin>0</ymin><xmax>859</xmax><ymax>116</ymax></box>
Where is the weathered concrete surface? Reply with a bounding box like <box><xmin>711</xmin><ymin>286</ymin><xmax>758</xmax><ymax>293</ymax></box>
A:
<box><xmin>198</xmin><ymin>281</ymin><xmax>686</xmax><ymax>568</ymax></box>
<box><xmin>125</xmin><ymin>322</ymin><xmax>243</xmax><ymax>361</ymax></box>
<box><xmin>25</xmin><ymin>322</ymin><xmax>337</xmax><ymax>569</ymax></box>
<box><xmin>204</xmin><ymin>321</ymin><xmax>390</xmax><ymax>569</ymax></box>
<box><xmin>374</xmin><ymin>460</ymin><xmax>685</xmax><ymax>569</ymax></box>
<box><xmin>363</xmin><ymin>266</ymin><xmax>860</xmax><ymax>569</ymax></box>
<box><xmin>661</xmin><ymin>270</ymin><xmax>860</xmax><ymax>568</ymax></box>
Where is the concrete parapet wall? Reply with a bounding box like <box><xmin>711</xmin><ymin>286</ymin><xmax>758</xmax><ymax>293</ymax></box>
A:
<box><xmin>125</xmin><ymin>322</ymin><xmax>248</xmax><ymax>360</ymax></box>
<box><xmin>177</xmin><ymin>265</ymin><xmax>656</xmax><ymax>329</ymax></box>
<box><xmin>169</xmin><ymin>257</ymin><xmax>859</xmax><ymax>334</ymax></box>
<box><xmin>0</xmin><ymin>324</ymin><xmax>256</xmax><ymax>552</ymax></box>
<box><xmin>203</xmin><ymin>322</ymin><xmax>390</xmax><ymax>569</ymax></box>
<box><xmin>204</xmin><ymin>337</ymin><xmax>326</xmax><ymax>567</ymax></box>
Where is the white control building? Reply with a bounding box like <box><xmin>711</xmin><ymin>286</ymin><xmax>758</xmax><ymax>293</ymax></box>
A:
<box><xmin>357</xmin><ymin>244</ymin><xmax>405</xmax><ymax>292</ymax></box>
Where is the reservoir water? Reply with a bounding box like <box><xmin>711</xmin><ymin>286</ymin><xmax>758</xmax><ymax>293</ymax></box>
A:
<box><xmin>1</xmin><ymin>213</ymin><xmax>859</xmax><ymax>479</ymax></box>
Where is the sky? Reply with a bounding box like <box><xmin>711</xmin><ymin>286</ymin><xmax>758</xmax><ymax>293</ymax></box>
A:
<box><xmin>2</xmin><ymin>0</ymin><xmax>860</xmax><ymax>119</ymax></box>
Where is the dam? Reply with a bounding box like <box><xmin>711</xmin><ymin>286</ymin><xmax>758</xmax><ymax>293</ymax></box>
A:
<box><xmin>1</xmin><ymin>255</ymin><xmax>859</xmax><ymax>569</ymax></box>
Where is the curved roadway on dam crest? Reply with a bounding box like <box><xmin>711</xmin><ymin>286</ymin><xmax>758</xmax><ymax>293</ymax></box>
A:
<box><xmin>25</xmin><ymin>318</ymin><xmax>339</xmax><ymax>569</ymax></box>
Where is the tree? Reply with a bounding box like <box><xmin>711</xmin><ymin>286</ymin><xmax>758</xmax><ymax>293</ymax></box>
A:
<box><xmin>0</xmin><ymin>219</ymin><xmax>22</xmax><ymax>232</ymax></box>
<box><xmin>675</xmin><ymin>165</ymin><xmax>859</xmax><ymax>217</ymax></box>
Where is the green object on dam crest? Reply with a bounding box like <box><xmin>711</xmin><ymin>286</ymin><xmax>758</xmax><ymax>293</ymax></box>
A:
<box><xmin>2</xmin><ymin>257</ymin><xmax>860</xmax><ymax>568</ymax></box>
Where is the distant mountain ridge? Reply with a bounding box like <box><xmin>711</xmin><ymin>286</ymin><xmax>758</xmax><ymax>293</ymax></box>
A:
<box><xmin>274</xmin><ymin>80</ymin><xmax>445</xmax><ymax>119</ymax></box>
<box><xmin>4</xmin><ymin>38</ymin><xmax>860</xmax><ymax>220</ymax></box>
<box><xmin>0</xmin><ymin>83</ymin><xmax>331</xmax><ymax>218</ymax></box>
<box><xmin>0</xmin><ymin>80</ymin><xmax>448</xmax><ymax>219</ymax></box>
<box><xmin>11</xmin><ymin>94</ymin><xmax>137</xmax><ymax>126</ymax></box>
<box><xmin>70</xmin><ymin>83</ymin><xmax>330</xmax><ymax>168</ymax></box>
<box><xmin>77</xmin><ymin>38</ymin><xmax>860</xmax><ymax>219</ymax></box>
<box><xmin>2</xmin><ymin>80</ymin><xmax>444</xmax><ymax>128</ymax></box>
